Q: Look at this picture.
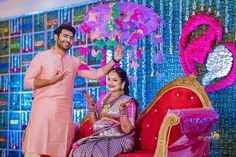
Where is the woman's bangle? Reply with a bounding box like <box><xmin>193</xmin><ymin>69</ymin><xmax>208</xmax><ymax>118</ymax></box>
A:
<box><xmin>119</xmin><ymin>109</ymin><xmax>126</xmax><ymax>115</ymax></box>
<box><xmin>112</xmin><ymin>57</ymin><xmax>120</xmax><ymax>63</ymax></box>
<box><xmin>88</xmin><ymin>106</ymin><xmax>96</xmax><ymax>112</ymax></box>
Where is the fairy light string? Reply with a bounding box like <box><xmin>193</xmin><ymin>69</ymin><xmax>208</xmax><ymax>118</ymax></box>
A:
<box><xmin>159</xmin><ymin>0</ymin><xmax>164</xmax><ymax>60</ymax></box>
<box><xmin>150</xmin><ymin>0</ymin><xmax>155</xmax><ymax>77</ymax></box>
<box><xmin>169</xmin><ymin>0</ymin><xmax>173</xmax><ymax>54</ymax></box>
<box><xmin>192</xmin><ymin>0</ymin><xmax>196</xmax><ymax>15</ymax></box>
<box><xmin>133</xmin><ymin>0</ymin><xmax>139</xmax><ymax>103</ymax></box>
<box><xmin>208</xmin><ymin>0</ymin><xmax>213</xmax><ymax>12</ymax></box>
<box><xmin>235</xmin><ymin>1</ymin><xmax>236</xmax><ymax>40</ymax></box>
<box><xmin>141</xmin><ymin>0</ymin><xmax>147</xmax><ymax>109</ymax></box>
<box><xmin>185</xmin><ymin>0</ymin><xmax>190</xmax><ymax>21</ymax></box>
<box><xmin>225</xmin><ymin>0</ymin><xmax>229</xmax><ymax>33</ymax></box>
<box><xmin>216</xmin><ymin>0</ymin><xmax>220</xmax><ymax>17</ymax></box>
<box><xmin>200</xmin><ymin>0</ymin><xmax>205</xmax><ymax>11</ymax></box>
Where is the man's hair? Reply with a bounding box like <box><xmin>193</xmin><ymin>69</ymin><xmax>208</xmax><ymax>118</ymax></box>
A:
<box><xmin>54</xmin><ymin>24</ymin><xmax>76</xmax><ymax>36</ymax></box>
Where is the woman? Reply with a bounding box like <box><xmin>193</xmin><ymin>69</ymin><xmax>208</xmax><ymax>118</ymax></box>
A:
<box><xmin>70</xmin><ymin>67</ymin><xmax>139</xmax><ymax>157</ymax></box>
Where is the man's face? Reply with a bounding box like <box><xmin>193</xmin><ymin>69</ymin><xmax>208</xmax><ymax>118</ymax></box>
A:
<box><xmin>55</xmin><ymin>29</ymin><xmax>74</xmax><ymax>51</ymax></box>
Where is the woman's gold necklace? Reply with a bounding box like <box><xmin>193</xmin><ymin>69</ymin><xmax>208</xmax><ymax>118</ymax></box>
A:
<box><xmin>101</xmin><ymin>93</ymin><xmax>123</xmax><ymax>115</ymax></box>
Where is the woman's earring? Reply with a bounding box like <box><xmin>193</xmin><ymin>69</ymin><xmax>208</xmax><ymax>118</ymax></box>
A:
<box><xmin>121</xmin><ymin>86</ymin><xmax>124</xmax><ymax>94</ymax></box>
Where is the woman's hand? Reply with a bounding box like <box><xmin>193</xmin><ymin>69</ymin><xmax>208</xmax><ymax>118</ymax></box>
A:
<box><xmin>119</xmin><ymin>99</ymin><xmax>134</xmax><ymax>134</ymax></box>
<box><xmin>119</xmin><ymin>99</ymin><xmax>133</xmax><ymax>113</ymax></box>
<box><xmin>83</xmin><ymin>92</ymin><xmax>97</xmax><ymax>125</ymax></box>
<box><xmin>82</xmin><ymin>92</ymin><xmax>95</xmax><ymax>107</ymax></box>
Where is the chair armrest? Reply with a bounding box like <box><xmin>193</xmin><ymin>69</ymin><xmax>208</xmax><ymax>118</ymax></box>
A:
<box><xmin>154</xmin><ymin>108</ymin><xmax>218</xmax><ymax>157</ymax></box>
<box><xmin>77</xmin><ymin>116</ymin><xmax>93</xmax><ymax>139</ymax></box>
<box><xmin>154</xmin><ymin>113</ymin><xmax>179</xmax><ymax>157</ymax></box>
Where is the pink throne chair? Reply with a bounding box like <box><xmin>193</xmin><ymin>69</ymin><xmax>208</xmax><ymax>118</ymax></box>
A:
<box><xmin>74</xmin><ymin>75</ymin><xmax>218</xmax><ymax>157</ymax></box>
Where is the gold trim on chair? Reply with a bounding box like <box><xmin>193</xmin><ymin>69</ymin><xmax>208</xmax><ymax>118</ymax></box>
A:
<box><xmin>154</xmin><ymin>113</ymin><xmax>179</xmax><ymax>157</ymax></box>
<box><xmin>79</xmin><ymin>115</ymin><xmax>91</xmax><ymax>126</ymax></box>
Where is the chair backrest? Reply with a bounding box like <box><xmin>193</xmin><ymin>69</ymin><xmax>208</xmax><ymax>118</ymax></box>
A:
<box><xmin>134</xmin><ymin>75</ymin><xmax>211</xmax><ymax>151</ymax></box>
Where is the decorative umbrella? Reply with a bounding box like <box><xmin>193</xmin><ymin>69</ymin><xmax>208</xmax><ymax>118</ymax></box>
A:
<box><xmin>77</xmin><ymin>2</ymin><xmax>164</xmax><ymax>66</ymax></box>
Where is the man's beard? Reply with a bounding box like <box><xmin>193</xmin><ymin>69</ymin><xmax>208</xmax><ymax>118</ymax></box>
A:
<box><xmin>57</xmin><ymin>40</ymin><xmax>72</xmax><ymax>51</ymax></box>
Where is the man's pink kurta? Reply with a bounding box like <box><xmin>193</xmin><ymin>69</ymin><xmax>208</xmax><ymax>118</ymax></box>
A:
<box><xmin>22</xmin><ymin>48</ymin><xmax>105</xmax><ymax>157</ymax></box>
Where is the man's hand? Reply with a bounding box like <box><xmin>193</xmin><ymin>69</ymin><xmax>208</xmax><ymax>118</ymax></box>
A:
<box><xmin>50</xmin><ymin>71</ymin><xmax>69</xmax><ymax>84</ymax></box>
<box><xmin>113</xmin><ymin>45</ymin><xmax>123</xmax><ymax>62</ymax></box>
<box><xmin>34</xmin><ymin>71</ymin><xmax>69</xmax><ymax>89</ymax></box>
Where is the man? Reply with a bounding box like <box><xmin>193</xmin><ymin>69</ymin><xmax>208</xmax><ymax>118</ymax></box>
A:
<box><xmin>22</xmin><ymin>24</ymin><xmax>123</xmax><ymax>157</ymax></box>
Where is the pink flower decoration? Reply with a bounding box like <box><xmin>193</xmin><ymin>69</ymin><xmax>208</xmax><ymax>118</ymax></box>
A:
<box><xmin>137</xmin><ymin>48</ymin><xmax>142</xmax><ymax>60</ymax></box>
<box><xmin>129</xmin><ymin>51</ymin><xmax>133</xmax><ymax>60</ymax></box>
<box><xmin>129</xmin><ymin>75</ymin><xmax>138</xmax><ymax>83</ymax></box>
<box><xmin>130</xmin><ymin>9</ymin><xmax>143</xmax><ymax>22</ymax></box>
<box><xmin>128</xmin><ymin>30</ymin><xmax>144</xmax><ymax>45</ymax></box>
<box><xmin>115</xmin><ymin>35</ymin><xmax>121</xmax><ymax>43</ymax></box>
<box><xmin>87</xmin><ymin>12</ymin><xmax>98</xmax><ymax>23</ymax></box>
<box><xmin>90</xmin><ymin>29</ymin><xmax>101</xmax><ymax>41</ymax></box>
<box><xmin>78</xmin><ymin>46</ymin><xmax>90</xmax><ymax>57</ymax></box>
<box><xmin>156</xmin><ymin>15</ymin><xmax>165</xmax><ymax>26</ymax></box>
<box><xmin>114</xmin><ymin>18</ymin><xmax>122</xmax><ymax>28</ymax></box>
<box><xmin>152</xmin><ymin>34</ymin><xmax>164</xmax><ymax>44</ymax></box>
<box><xmin>91</xmin><ymin>48</ymin><xmax>98</xmax><ymax>57</ymax></box>
<box><xmin>130</xmin><ymin>60</ymin><xmax>140</xmax><ymax>68</ymax></box>
<box><xmin>154</xmin><ymin>51</ymin><xmax>164</xmax><ymax>64</ymax></box>
<box><xmin>100</xmin><ymin>48</ymin><xmax>107</xmax><ymax>67</ymax></box>
<box><xmin>77</xmin><ymin>2</ymin><xmax>164</xmax><ymax>70</ymax></box>
<box><xmin>78</xmin><ymin>23</ymin><xmax>91</xmax><ymax>34</ymax></box>
<box><xmin>137</xmin><ymin>23</ymin><xmax>149</xmax><ymax>34</ymax></box>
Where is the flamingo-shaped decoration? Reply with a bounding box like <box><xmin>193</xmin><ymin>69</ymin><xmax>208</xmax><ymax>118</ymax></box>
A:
<box><xmin>179</xmin><ymin>13</ymin><xmax>223</xmax><ymax>76</ymax></box>
<box><xmin>180</xmin><ymin>13</ymin><xmax>236</xmax><ymax>92</ymax></box>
